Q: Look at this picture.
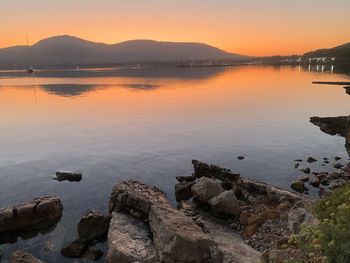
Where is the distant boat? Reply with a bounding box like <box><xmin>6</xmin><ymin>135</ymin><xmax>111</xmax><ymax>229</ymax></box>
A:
<box><xmin>25</xmin><ymin>35</ymin><xmax>35</xmax><ymax>74</ymax></box>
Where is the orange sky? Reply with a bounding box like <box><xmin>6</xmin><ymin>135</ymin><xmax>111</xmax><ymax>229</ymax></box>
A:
<box><xmin>1</xmin><ymin>0</ymin><xmax>350</xmax><ymax>56</ymax></box>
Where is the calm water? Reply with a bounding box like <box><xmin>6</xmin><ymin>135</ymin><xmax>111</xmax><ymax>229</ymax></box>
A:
<box><xmin>0</xmin><ymin>65</ymin><xmax>350</xmax><ymax>261</ymax></box>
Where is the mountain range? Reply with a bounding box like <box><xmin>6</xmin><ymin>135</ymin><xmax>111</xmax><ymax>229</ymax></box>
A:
<box><xmin>0</xmin><ymin>35</ymin><xmax>244</xmax><ymax>68</ymax></box>
<box><xmin>302</xmin><ymin>42</ymin><xmax>350</xmax><ymax>60</ymax></box>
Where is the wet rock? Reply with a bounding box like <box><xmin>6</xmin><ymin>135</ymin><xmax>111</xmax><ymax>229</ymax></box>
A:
<box><xmin>191</xmin><ymin>177</ymin><xmax>224</xmax><ymax>203</ymax></box>
<box><xmin>335</xmin><ymin>156</ymin><xmax>342</xmax><ymax>161</ymax></box>
<box><xmin>54</xmin><ymin>171</ymin><xmax>82</xmax><ymax>182</ymax></box>
<box><xmin>333</xmin><ymin>163</ymin><xmax>344</xmax><ymax>169</ymax></box>
<box><xmin>329</xmin><ymin>179</ymin><xmax>346</xmax><ymax>190</ymax></box>
<box><xmin>290</xmin><ymin>180</ymin><xmax>305</xmax><ymax>193</ymax></box>
<box><xmin>294</xmin><ymin>163</ymin><xmax>300</xmax><ymax>169</ymax></box>
<box><xmin>192</xmin><ymin>160</ymin><xmax>240</xmax><ymax>187</ymax></box>
<box><xmin>300</xmin><ymin>167</ymin><xmax>310</xmax><ymax>174</ymax></box>
<box><xmin>175</xmin><ymin>181</ymin><xmax>194</xmax><ymax>202</ymax></box>
<box><xmin>175</xmin><ymin>175</ymin><xmax>196</xmax><ymax>182</ymax></box>
<box><xmin>310</xmin><ymin>116</ymin><xmax>348</xmax><ymax>137</ymax></box>
<box><xmin>294</xmin><ymin>159</ymin><xmax>303</xmax><ymax>162</ymax></box>
<box><xmin>61</xmin><ymin>238</ymin><xmax>89</xmax><ymax>258</ymax></box>
<box><xmin>107</xmin><ymin>212</ymin><xmax>157</xmax><ymax>263</ymax></box>
<box><xmin>109</xmin><ymin>180</ymin><xmax>217</xmax><ymax>263</ymax></box>
<box><xmin>309</xmin><ymin>178</ymin><xmax>320</xmax><ymax>188</ymax></box>
<box><xmin>237</xmin><ymin>156</ymin><xmax>245</xmax><ymax>160</ymax></box>
<box><xmin>82</xmin><ymin>248</ymin><xmax>104</xmax><ymax>261</ymax></box>
<box><xmin>298</xmin><ymin>175</ymin><xmax>309</xmax><ymax>182</ymax></box>
<box><xmin>9</xmin><ymin>251</ymin><xmax>44</xmax><ymax>263</ymax></box>
<box><xmin>324</xmin><ymin>160</ymin><xmax>330</xmax><ymax>164</ymax></box>
<box><xmin>320</xmin><ymin>179</ymin><xmax>330</xmax><ymax>186</ymax></box>
<box><xmin>78</xmin><ymin>210</ymin><xmax>110</xmax><ymax>241</ymax></box>
<box><xmin>0</xmin><ymin>196</ymin><xmax>63</xmax><ymax>242</ymax></box>
<box><xmin>307</xmin><ymin>157</ymin><xmax>317</xmax><ymax>163</ymax></box>
<box><xmin>208</xmin><ymin>190</ymin><xmax>241</xmax><ymax>218</ymax></box>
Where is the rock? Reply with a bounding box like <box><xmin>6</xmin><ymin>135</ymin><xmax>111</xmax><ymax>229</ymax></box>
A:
<box><xmin>290</xmin><ymin>180</ymin><xmax>305</xmax><ymax>193</ymax></box>
<box><xmin>192</xmin><ymin>160</ymin><xmax>240</xmax><ymax>187</ymax></box>
<box><xmin>333</xmin><ymin>163</ymin><xmax>344</xmax><ymax>169</ymax></box>
<box><xmin>175</xmin><ymin>181</ymin><xmax>194</xmax><ymax>202</ymax></box>
<box><xmin>237</xmin><ymin>156</ymin><xmax>245</xmax><ymax>160</ymax></box>
<box><xmin>0</xmin><ymin>196</ymin><xmax>63</xmax><ymax>242</ymax></box>
<box><xmin>82</xmin><ymin>248</ymin><xmax>104</xmax><ymax>261</ymax></box>
<box><xmin>9</xmin><ymin>251</ymin><xmax>44</xmax><ymax>263</ymax></box>
<box><xmin>208</xmin><ymin>190</ymin><xmax>241</xmax><ymax>218</ymax></box>
<box><xmin>324</xmin><ymin>160</ymin><xmax>330</xmax><ymax>164</ymax></box>
<box><xmin>175</xmin><ymin>175</ymin><xmax>196</xmax><ymax>182</ymax></box>
<box><xmin>335</xmin><ymin>156</ymin><xmax>342</xmax><ymax>161</ymax></box>
<box><xmin>300</xmin><ymin>167</ymin><xmax>310</xmax><ymax>174</ymax></box>
<box><xmin>309</xmin><ymin>178</ymin><xmax>320</xmax><ymax>188</ymax></box>
<box><xmin>298</xmin><ymin>175</ymin><xmax>309</xmax><ymax>182</ymax></box>
<box><xmin>61</xmin><ymin>238</ymin><xmax>89</xmax><ymax>258</ymax></box>
<box><xmin>54</xmin><ymin>171</ymin><xmax>82</xmax><ymax>182</ymax></box>
<box><xmin>310</xmin><ymin>116</ymin><xmax>348</xmax><ymax>137</ymax></box>
<box><xmin>109</xmin><ymin>180</ymin><xmax>217</xmax><ymax>262</ymax></box>
<box><xmin>107</xmin><ymin>212</ymin><xmax>157</xmax><ymax>263</ymax></box>
<box><xmin>307</xmin><ymin>157</ymin><xmax>317</xmax><ymax>163</ymax></box>
<box><xmin>294</xmin><ymin>163</ymin><xmax>300</xmax><ymax>169</ymax></box>
<box><xmin>191</xmin><ymin>177</ymin><xmax>224</xmax><ymax>203</ymax></box>
<box><xmin>241</xmin><ymin>210</ymin><xmax>280</xmax><ymax>237</ymax></box>
<box><xmin>288</xmin><ymin>205</ymin><xmax>315</xmax><ymax>234</ymax></box>
<box><xmin>320</xmin><ymin>179</ymin><xmax>330</xmax><ymax>186</ymax></box>
<box><xmin>294</xmin><ymin>159</ymin><xmax>303</xmax><ymax>162</ymax></box>
<box><xmin>329</xmin><ymin>179</ymin><xmax>346</xmax><ymax>190</ymax></box>
<box><xmin>78</xmin><ymin>210</ymin><xmax>110</xmax><ymax>241</ymax></box>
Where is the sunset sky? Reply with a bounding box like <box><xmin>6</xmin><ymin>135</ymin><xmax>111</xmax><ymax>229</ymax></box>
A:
<box><xmin>1</xmin><ymin>0</ymin><xmax>349</xmax><ymax>56</ymax></box>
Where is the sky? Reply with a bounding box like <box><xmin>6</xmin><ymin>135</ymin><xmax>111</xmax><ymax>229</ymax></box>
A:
<box><xmin>1</xmin><ymin>0</ymin><xmax>349</xmax><ymax>56</ymax></box>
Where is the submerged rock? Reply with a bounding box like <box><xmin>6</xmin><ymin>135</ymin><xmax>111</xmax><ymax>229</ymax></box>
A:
<box><xmin>208</xmin><ymin>190</ymin><xmax>241</xmax><ymax>218</ymax></box>
<box><xmin>191</xmin><ymin>177</ymin><xmax>224</xmax><ymax>203</ymax></box>
<box><xmin>298</xmin><ymin>175</ymin><xmax>309</xmax><ymax>182</ymax></box>
<box><xmin>61</xmin><ymin>238</ymin><xmax>89</xmax><ymax>258</ymax></box>
<box><xmin>9</xmin><ymin>251</ymin><xmax>44</xmax><ymax>263</ymax></box>
<box><xmin>307</xmin><ymin>157</ymin><xmax>317</xmax><ymax>163</ymax></box>
<box><xmin>78</xmin><ymin>210</ymin><xmax>110</xmax><ymax>241</ymax></box>
<box><xmin>54</xmin><ymin>171</ymin><xmax>82</xmax><ymax>182</ymax></box>
<box><xmin>0</xmin><ymin>197</ymin><xmax>63</xmax><ymax>243</ymax></box>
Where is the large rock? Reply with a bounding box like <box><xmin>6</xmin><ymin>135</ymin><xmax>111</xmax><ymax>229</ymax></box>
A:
<box><xmin>208</xmin><ymin>190</ymin><xmax>241</xmax><ymax>218</ymax></box>
<box><xmin>9</xmin><ymin>251</ymin><xmax>44</xmax><ymax>263</ymax></box>
<box><xmin>191</xmin><ymin>177</ymin><xmax>224</xmax><ymax>203</ymax></box>
<box><xmin>0</xmin><ymin>197</ymin><xmax>63</xmax><ymax>243</ymax></box>
<box><xmin>175</xmin><ymin>181</ymin><xmax>194</xmax><ymax>202</ymax></box>
<box><xmin>290</xmin><ymin>180</ymin><xmax>306</xmax><ymax>193</ymax></box>
<box><xmin>192</xmin><ymin>160</ymin><xmax>240</xmax><ymax>187</ymax></box>
<box><xmin>54</xmin><ymin>171</ymin><xmax>82</xmax><ymax>182</ymax></box>
<box><xmin>78</xmin><ymin>209</ymin><xmax>110</xmax><ymax>241</ymax></box>
<box><xmin>109</xmin><ymin>181</ymin><xmax>217</xmax><ymax>263</ymax></box>
<box><xmin>107</xmin><ymin>212</ymin><xmax>157</xmax><ymax>263</ymax></box>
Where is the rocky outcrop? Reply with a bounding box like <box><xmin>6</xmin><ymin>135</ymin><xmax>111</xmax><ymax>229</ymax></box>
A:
<box><xmin>54</xmin><ymin>171</ymin><xmax>82</xmax><ymax>182</ymax></box>
<box><xmin>9</xmin><ymin>251</ymin><xmax>44</xmax><ymax>263</ymax></box>
<box><xmin>108</xmin><ymin>180</ymin><xmax>217</xmax><ymax>263</ymax></box>
<box><xmin>77</xmin><ymin>209</ymin><xmax>110</xmax><ymax>241</ymax></box>
<box><xmin>191</xmin><ymin>177</ymin><xmax>224</xmax><ymax>203</ymax></box>
<box><xmin>208</xmin><ymin>190</ymin><xmax>240</xmax><ymax>218</ymax></box>
<box><xmin>0</xmin><ymin>197</ymin><xmax>63</xmax><ymax>244</ymax></box>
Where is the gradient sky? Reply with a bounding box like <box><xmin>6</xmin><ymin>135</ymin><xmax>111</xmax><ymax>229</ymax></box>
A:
<box><xmin>1</xmin><ymin>0</ymin><xmax>349</xmax><ymax>56</ymax></box>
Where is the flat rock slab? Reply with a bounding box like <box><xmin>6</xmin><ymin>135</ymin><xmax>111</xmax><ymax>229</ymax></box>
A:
<box><xmin>0</xmin><ymin>196</ymin><xmax>63</xmax><ymax>243</ymax></box>
<box><xmin>107</xmin><ymin>212</ymin><xmax>157</xmax><ymax>263</ymax></box>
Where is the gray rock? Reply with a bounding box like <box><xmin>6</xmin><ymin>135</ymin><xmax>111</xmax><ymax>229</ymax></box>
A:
<box><xmin>208</xmin><ymin>190</ymin><xmax>241</xmax><ymax>217</ymax></box>
<box><xmin>61</xmin><ymin>238</ymin><xmax>89</xmax><ymax>258</ymax></box>
<box><xmin>335</xmin><ymin>156</ymin><xmax>342</xmax><ymax>161</ymax></box>
<box><xmin>175</xmin><ymin>181</ymin><xmax>194</xmax><ymax>202</ymax></box>
<box><xmin>288</xmin><ymin>205</ymin><xmax>315</xmax><ymax>234</ymax></box>
<box><xmin>300</xmin><ymin>167</ymin><xmax>311</xmax><ymax>174</ymax></box>
<box><xmin>237</xmin><ymin>156</ymin><xmax>245</xmax><ymax>160</ymax></box>
<box><xmin>176</xmin><ymin>175</ymin><xmax>196</xmax><ymax>182</ymax></box>
<box><xmin>54</xmin><ymin>171</ymin><xmax>82</xmax><ymax>182</ymax></box>
<box><xmin>294</xmin><ymin>163</ymin><xmax>300</xmax><ymax>169</ymax></box>
<box><xmin>191</xmin><ymin>177</ymin><xmax>224</xmax><ymax>203</ymax></box>
<box><xmin>78</xmin><ymin>210</ymin><xmax>110</xmax><ymax>241</ymax></box>
<box><xmin>307</xmin><ymin>157</ymin><xmax>317</xmax><ymax>163</ymax></box>
<box><xmin>107</xmin><ymin>212</ymin><xmax>157</xmax><ymax>263</ymax></box>
<box><xmin>9</xmin><ymin>251</ymin><xmax>44</xmax><ymax>263</ymax></box>
<box><xmin>0</xmin><ymin>197</ymin><xmax>63</xmax><ymax>241</ymax></box>
<box><xmin>290</xmin><ymin>181</ymin><xmax>305</xmax><ymax>193</ymax></box>
<box><xmin>309</xmin><ymin>178</ymin><xmax>320</xmax><ymax>188</ymax></box>
<box><xmin>298</xmin><ymin>175</ymin><xmax>309</xmax><ymax>182</ymax></box>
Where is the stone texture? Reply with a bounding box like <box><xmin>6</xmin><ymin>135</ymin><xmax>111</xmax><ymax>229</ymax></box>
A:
<box><xmin>78</xmin><ymin>209</ymin><xmax>110</xmax><ymax>241</ymax></box>
<box><xmin>208</xmin><ymin>190</ymin><xmax>241</xmax><ymax>218</ymax></box>
<box><xmin>61</xmin><ymin>238</ymin><xmax>89</xmax><ymax>258</ymax></box>
<box><xmin>175</xmin><ymin>181</ymin><xmax>194</xmax><ymax>202</ymax></box>
<box><xmin>9</xmin><ymin>251</ymin><xmax>44</xmax><ymax>263</ymax></box>
<box><xmin>191</xmin><ymin>177</ymin><xmax>224</xmax><ymax>203</ymax></box>
<box><xmin>290</xmin><ymin>180</ymin><xmax>305</xmax><ymax>193</ymax></box>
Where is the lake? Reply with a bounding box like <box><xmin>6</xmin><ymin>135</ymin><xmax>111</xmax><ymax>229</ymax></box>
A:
<box><xmin>0</xmin><ymin>64</ymin><xmax>349</xmax><ymax>261</ymax></box>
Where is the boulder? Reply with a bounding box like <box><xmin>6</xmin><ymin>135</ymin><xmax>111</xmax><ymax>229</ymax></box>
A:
<box><xmin>54</xmin><ymin>171</ymin><xmax>82</xmax><ymax>182</ymax></box>
<box><xmin>107</xmin><ymin>212</ymin><xmax>157</xmax><ymax>263</ymax></box>
<box><xmin>61</xmin><ymin>238</ymin><xmax>89</xmax><ymax>258</ymax></box>
<box><xmin>191</xmin><ymin>177</ymin><xmax>224</xmax><ymax>203</ymax></box>
<box><xmin>309</xmin><ymin>178</ymin><xmax>320</xmax><ymax>188</ymax></box>
<box><xmin>175</xmin><ymin>181</ymin><xmax>194</xmax><ymax>202</ymax></box>
<box><xmin>9</xmin><ymin>251</ymin><xmax>44</xmax><ymax>263</ymax></box>
<box><xmin>307</xmin><ymin>157</ymin><xmax>317</xmax><ymax>163</ymax></box>
<box><xmin>109</xmin><ymin>180</ymin><xmax>217</xmax><ymax>263</ymax></box>
<box><xmin>300</xmin><ymin>167</ymin><xmax>310</xmax><ymax>174</ymax></box>
<box><xmin>208</xmin><ymin>190</ymin><xmax>241</xmax><ymax>217</ymax></box>
<box><xmin>192</xmin><ymin>160</ymin><xmax>240</xmax><ymax>186</ymax></box>
<box><xmin>78</xmin><ymin>210</ymin><xmax>110</xmax><ymax>241</ymax></box>
<box><xmin>0</xmin><ymin>196</ymin><xmax>63</xmax><ymax>242</ymax></box>
<box><xmin>290</xmin><ymin>181</ymin><xmax>305</xmax><ymax>193</ymax></box>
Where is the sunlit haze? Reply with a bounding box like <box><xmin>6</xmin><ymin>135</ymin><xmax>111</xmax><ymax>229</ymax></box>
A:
<box><xmin>1</xmin><ymin>0</ymin><xmax>350</xmax><ymax>56</ymax></box>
